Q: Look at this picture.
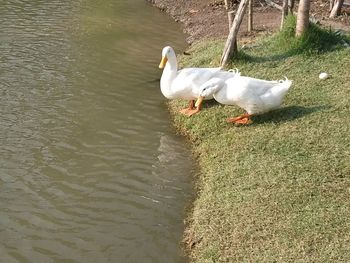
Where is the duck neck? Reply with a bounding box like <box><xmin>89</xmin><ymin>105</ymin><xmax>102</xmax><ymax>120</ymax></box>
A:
<box><xmin>160</xmin><ymin>55</ymin><xmax>178</xmax><ymax>99</ymax></box>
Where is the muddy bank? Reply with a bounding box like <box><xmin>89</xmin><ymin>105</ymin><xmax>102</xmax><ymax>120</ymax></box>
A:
<box><xmin>147</xmin><ymin>0</ymin><xmax>282</xmax><ymax>43</ymax></box>
<box><xmin>147</xmin><ymin>0</ymin><xmax>350</xmax><ymax>44</ymax></box>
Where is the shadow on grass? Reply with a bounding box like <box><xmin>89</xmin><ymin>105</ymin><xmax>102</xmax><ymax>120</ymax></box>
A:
<box><xmin>234</xmin><ymin>15</ymin><xmax>347</xmax><ymax>65</ymax></box>
<box><xmin>236</xmin><ymin>43</ymin><xmax>342</xmax><ymax>64</ymax></box>
<box><xmin>236</xmin><ymin>50</ymin><xmax>294</xmax><ymax>64</ymax></box>
<box><xmin>251</xmin><ymin>105</ymin><xmax>329</xmax><ymax>125</ymax></box>
<box><xmin>202</xmin><ymin>99</ymin><xmax>220</xmax><ymax>109</ymax></box>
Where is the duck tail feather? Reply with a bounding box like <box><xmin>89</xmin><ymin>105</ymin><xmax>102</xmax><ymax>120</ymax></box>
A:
<box><xmin>278</xmin><ymin>77</ymin><xmax>292</xmax><ymax>89</ymax></box>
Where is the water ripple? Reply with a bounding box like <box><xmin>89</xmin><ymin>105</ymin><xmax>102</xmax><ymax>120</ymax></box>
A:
<box><xmin>0</xmin><ymin>0</ymin><xmax>190</xmax><ymax>262</ymax></box>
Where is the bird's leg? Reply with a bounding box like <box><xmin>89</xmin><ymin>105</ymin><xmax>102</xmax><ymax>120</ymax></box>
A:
<box><xmin>179</xmin><ymin>100</ymin><xmax>195</xmax><ymax>115</ymax></box>
<box><xmin>189</xmin><ymin>100</ymin><xmax>195</xmax><ymax>110</ymax></box>
<box><xmin>185</xmin><ymin>96</ymin><xmax>204</xmax><ymax>117</ymax></box>
<box><xmin>227</xmin><ymin>113</ymin><xmax>252</xmax><ymax>125</ymax></box>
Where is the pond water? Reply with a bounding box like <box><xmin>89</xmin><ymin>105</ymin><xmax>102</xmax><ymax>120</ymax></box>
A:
<box><xmin>0</xmin><ymin>0</ymin><xmax>192</xmax><ymax>262</ymax></box>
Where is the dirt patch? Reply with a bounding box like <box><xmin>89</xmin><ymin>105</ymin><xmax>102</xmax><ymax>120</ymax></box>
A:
<box><xmin>147</xmin><ymin>0</ymin><xmax>281</xmax><ymax>43</ymax></box>
<box><xmin>311</xmin><ymin>0</ymin><xmax>350</xmax><ymax>31</ymax></box>
<box><xmin>147</xmin><ymin>0</ymin><xmax>350</xmax><ymax>44</ymax></box>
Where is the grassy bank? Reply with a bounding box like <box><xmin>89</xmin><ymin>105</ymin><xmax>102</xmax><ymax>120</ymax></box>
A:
<box><xmin>170</xmin><ymin>20</ymin><xmax>350</xmax><ymax>262</ymax></box>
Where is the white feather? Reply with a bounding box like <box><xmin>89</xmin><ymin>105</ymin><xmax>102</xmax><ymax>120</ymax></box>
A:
<box><xmin>159</xmin><ymin>46</ymin><xmax>239</xmax><ymax>100</ymax></box>
<box><xmin>200</xmin><ymin>75</ymin><xmax>293</xmax><ymax>115</ymax></box>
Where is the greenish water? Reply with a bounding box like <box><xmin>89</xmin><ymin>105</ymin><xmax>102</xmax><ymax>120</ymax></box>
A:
<box><xmin>0</xmin><ymin>0</ymin><xmax>192</xmax><ymax>262</ymax></box>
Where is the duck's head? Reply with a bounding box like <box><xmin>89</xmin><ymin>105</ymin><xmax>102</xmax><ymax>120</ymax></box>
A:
<box><xmin>159</xmin><ymin>46</ymin><xmax>175</xmax><ymax>69</ymax></box>
<box><xmin>195</xmin><ymin>87</ymin><xmax>212</xmax><ymax>108</ymax></box>
<box><xmin>195</xmin><ymin>78</ymin><xmax>224</xmax><ymax>107</ymax></box>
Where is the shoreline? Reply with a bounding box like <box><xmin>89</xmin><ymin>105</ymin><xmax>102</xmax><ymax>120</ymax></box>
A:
<box><xmin>149</xmin><ymin>0</ymin><xmax>284</xmax><ymax>259</ymax></box>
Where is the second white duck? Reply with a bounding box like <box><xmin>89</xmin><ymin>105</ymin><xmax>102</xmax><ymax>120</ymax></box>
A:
<box><xmin>195</xmin><ymin>75</ymin><xmax>293</xmax><ymax>124</ymax></box>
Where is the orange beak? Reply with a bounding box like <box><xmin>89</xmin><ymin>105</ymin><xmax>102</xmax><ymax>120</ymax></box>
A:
<box><xmin>195</xmin><ymin>96</ymin><xmax>204</xmax><ymax>108</ymax></box>
<box><xmin>159</xmin><ymin>56</ymin><xmax>168</xmax><ymax>69</ymax></box>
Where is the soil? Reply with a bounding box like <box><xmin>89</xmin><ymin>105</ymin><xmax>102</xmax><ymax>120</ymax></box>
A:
<box><xmin>147</xmin><ymin>0</ymin><xmax>350</xmax><ymax>44</ymax></box>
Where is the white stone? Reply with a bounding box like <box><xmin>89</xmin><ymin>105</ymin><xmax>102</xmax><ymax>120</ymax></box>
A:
<box><xmin>319</xmin><ymin>72</ymin><xmax>329</xmax><ymax>80</ymax></box>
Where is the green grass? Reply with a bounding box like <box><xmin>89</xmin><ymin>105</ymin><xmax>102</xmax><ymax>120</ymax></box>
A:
<box><xmin>170</xmin><ymin>23</ymin><xmax>350</xmax><ymax>262</ymax></box>
<box><xmin>269</xmin><ymin>15</ymin><xmax>345</xmax><ymax>55</ymax></box>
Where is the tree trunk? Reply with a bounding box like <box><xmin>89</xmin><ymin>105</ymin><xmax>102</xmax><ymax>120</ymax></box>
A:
<box><xmin>248</xmin><ymin>0</ymin><xmax>253</xmax><ymax>32</ymax></box>
<box><xmin>265</xmin><ymin>0</ymin><xmax>282</xmax><ymax>10</ymax></box>
<box><xmin>227</xmin><ymin>11</ymin><xmax>238</xmax><ymax>52</ymax></box>
<box><xmin>224</xmin><ymin>0</ymin><xmax>229</xmax><ymax>10</ymax></box>
<box><xmin>295</xmin><ymin>0</ymin><xmax>310</xmax><ymax>37</ymax></box>
<box><xmin>221</xmin><ymin>0</ymin><xmax>249</xmax><ymax>66</ymax></box>
<box><xmin>288</xmin><ymin>0</ymin><xmax>295</xmax><ymax>14</ymax></box>
<box><xmin>330</xmin><ymin>0</ymin><xmax>335</xmax><ymax>11</ymax></box>
<box><xmin>330</xmin><ymin>0</ymin><xmax>344</xmax><ymax>18</ymax></box>
<box><xmin>227</xmin><ymin>11</ymin><xmax>238</xmax><ymax>55</ymax></box>
<box><xmin>228</xmin><ymin>11</ymin><xmax>235</xmax><ymax>29</ymax></box>
<box><xmin>281</xmin><ymin>0</ymin><xmax>289</xmax><ymax>29</ymax></box>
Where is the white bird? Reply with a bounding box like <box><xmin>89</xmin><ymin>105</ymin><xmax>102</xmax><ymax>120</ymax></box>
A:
<box><xmin>158</xmin><ymin>46</ymin><xmax>238</xmax><ymax>116</ymax></box>
<box><xmin>195</xmin><ymin>74</ymin><xmax>293</xmax><ymax>124</ymax></box>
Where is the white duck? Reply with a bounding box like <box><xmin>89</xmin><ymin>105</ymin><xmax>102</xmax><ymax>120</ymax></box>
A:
<box><xmin>195</xmin><ymin>75</ymin><xmax>292</xmax><ymax>124</ymax></box>
<box><xmin>159</xmin><ymin>46</ymin><xmax>238</xmax><ymax>116</ymax></box>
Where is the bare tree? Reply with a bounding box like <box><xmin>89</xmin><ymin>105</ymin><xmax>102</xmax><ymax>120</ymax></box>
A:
<box><xmin>224</xmin><ymin>0</ymin><xmax>229</xmax><ymax>10</ymax></box>
<box><xmin>288</xmin><ymin>0</ymin><xmax>295</xmax><ymax>14</ymax></box>
<box><xmin>296</xmin><ymin>0</ymin><xmax>311</xmax><ymax>37</ymax></box>
<box><xmin>330</xmin><ymin>0</ymin><xmax>344</xmax><ymax>18</ymax></box>
<box><xmin>248</xmin><ymin>0</ymin><xmax>253</xmax><ymax>32</ymax></box>
<box><xmin>221</xmin><ymin>0</ymin><xmax>249</xmax><ymax>66</ymax></box>
<box><xmin>227</xmin><ymin>11</ymin><xmax>238</xmax><ymax>53</ymax></box>
<box><xmin>281</xmin><ymin>0</ymin><xmax>289</xmax><ymax>29</ymax></box>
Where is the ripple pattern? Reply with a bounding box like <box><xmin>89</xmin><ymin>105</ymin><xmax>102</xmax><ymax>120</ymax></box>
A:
<box><xmin>0</xmin><ymin>1</ymin><xmax>190</xmax><ymax>262</ymax></box>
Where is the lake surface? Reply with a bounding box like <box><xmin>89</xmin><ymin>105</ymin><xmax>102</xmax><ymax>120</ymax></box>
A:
<box><xmin>0</xmin><ymin>0</ymin><xmax>193</xmax><ymax>262</ymax></box>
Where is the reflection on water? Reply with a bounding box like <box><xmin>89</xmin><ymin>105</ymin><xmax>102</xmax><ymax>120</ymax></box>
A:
<box><xmin>0</xmin><ymin>0</ymin><xmax>192</xmax><ymax>262</ymax></box>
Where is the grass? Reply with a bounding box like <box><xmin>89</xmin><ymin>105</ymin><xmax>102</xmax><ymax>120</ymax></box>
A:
<box><xmin>267</xmin><ymin>15</ymin><xmax>345</xmax><ymax>55</ymax></box>
<box><xmin>169</xmin><ymin>21</ymin><xmax>350</xmax><ymax>262</ymax></box>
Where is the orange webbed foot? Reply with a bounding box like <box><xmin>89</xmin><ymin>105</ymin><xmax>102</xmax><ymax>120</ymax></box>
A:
<box><xmin>179</xmin><ymin>108</ymin><xmax>190</xmax><ymax>115</ymax></box>
<box><xmin>185</xmin><ymin>108</ymin><xmax>201</xmax><ymax>117</ymax></box>
<box><xmin>234</xmin><ymin>117</ymin><xmax>252</xmax><ymax>125</ymax></box>
<box><xmin>180</xmin><ymin>100</ymin><xmax>196</xmax><ymax>115</ymax></box>
<box><xmin>227</xmin><ymin>114</ymin><xmax>252</xmax><ymax>125</ymax></box>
